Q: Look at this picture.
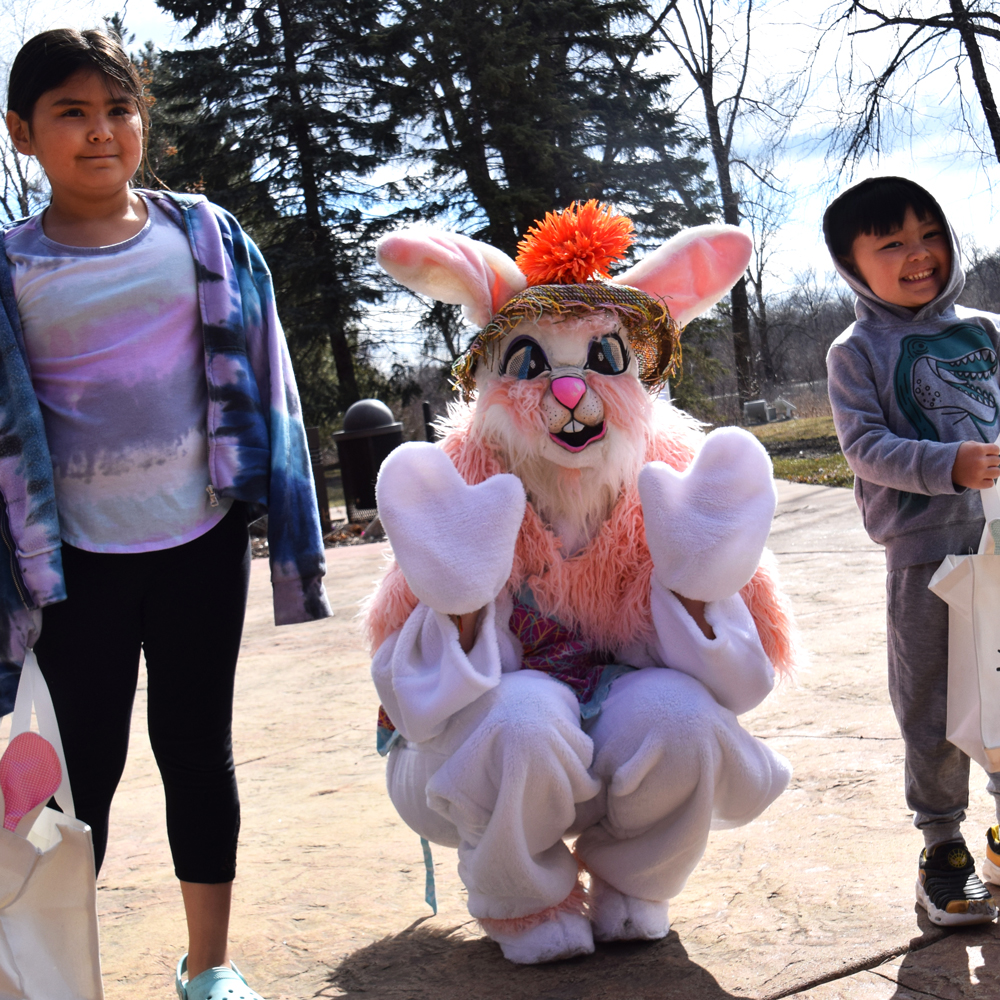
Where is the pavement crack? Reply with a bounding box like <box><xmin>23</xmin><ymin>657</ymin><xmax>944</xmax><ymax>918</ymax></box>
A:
<box><xmin>234</xmin><ymin>732</ymin><xmax>342</xmax><ymax>768</ymax></box>
<box><xmin>761</xmin><ymin>945</ymin><xmax>910</xmax><ymax>999</ymax></box>
<box><xmin>868</xmin><ymin>966</ymin><xmax>945</xmax><ymax>998</ymax></box>
<box><xmin>757</xmin><ymin>733</ymin><xmax>901</xmax><ymax>741</ymax></box>
<box><xmin>762</xmin><ymin>925</ymin><xmax>953</xmax><ymax>1000</ymax></box>
<box><xmin>793</xmin><ymin>604</ymin><xmax>883</xmax><ymax>617</ymax></box>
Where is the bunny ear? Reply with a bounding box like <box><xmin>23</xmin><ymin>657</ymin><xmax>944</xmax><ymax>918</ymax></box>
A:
<box><xmin>376</xmin><ymin>228</ymin><xmax>527</xmax><ymax>327</ymax></box>
<box><xmin>611</xmin><ymin>224</ymin><xmax>753</xmax><ymax>327</ymax></box>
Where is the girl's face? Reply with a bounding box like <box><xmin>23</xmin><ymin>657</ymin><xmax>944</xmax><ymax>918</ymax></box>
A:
<box><xmin>5</xmin><ymin>68</ymin><xmax>143</xmax><ymax>203</ymax></box>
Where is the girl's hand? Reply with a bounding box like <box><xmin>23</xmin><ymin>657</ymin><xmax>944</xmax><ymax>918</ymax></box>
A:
<box><xmin>952</xmin><ymin>441</ymin><xmax>1000</xmax><ymax>491</ymax></box>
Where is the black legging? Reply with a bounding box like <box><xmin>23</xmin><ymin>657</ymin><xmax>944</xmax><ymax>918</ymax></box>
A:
<box><xmin>34</xmin><ymin>504</ymin><xmax>250</xmax><ymax>882</ymax></box>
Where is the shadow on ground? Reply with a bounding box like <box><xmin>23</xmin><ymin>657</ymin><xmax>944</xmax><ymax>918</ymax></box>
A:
<box><xmin>328</xmin><ymin>919</ymin><xmax>744</xmax><ymax>1000</ymax></box>
<box><xmin>888</xmin><ymin>906</ymin><xmax>1000</xmax><ymax>1000</ymax></box>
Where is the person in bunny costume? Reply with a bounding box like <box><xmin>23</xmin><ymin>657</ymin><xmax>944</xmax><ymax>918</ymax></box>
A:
<box><xmin>365</xmin><ymin>202</ymin><xmax>796</xmax><ymax>964</ymax></box>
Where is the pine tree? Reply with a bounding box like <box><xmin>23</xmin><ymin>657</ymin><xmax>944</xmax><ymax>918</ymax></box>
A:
<box><xmin>151</xmin><ymin>0</ymin><xmax>715</xmax><ymax>416</ymax></box>
<box><xmin>151</xmin><ymin>0</ymin><xmax>389</xmax><ymax>425</ymax></box>
<box><xmin>355</xmin><ymin>0</ymin><xmax>714</xmax><ymax>258</ymax></box>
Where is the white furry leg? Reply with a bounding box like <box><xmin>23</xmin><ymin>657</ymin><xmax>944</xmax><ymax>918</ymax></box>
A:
<box><xmin>588</xmin><ymin>875</ymin><xmax>669</xmax><ymax>942</ymax></box>
<box><xmin>479</xmin><ymin>886</ymin><xmax>594</xmax><ymax>964</ymax></box>
<box><xmin>575</xmin><ymin>667</ymin><xmax>789</xmax><ymax>902</ymax></box>
<box><xmin>425</xmin><ymin>671</ymin><xmax>601</xmax><ymax>921</ymax></box>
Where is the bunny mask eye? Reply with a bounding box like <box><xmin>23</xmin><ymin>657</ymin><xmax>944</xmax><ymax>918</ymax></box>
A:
<box><xmin>586</xmin><ymin>334</ymin><xmax>630</xmax><ymax>376</ymax></box>
<box><xmin>501</xmin><ymin>338</ymin><xmax>551</xmax><ymax>379</ymax></box>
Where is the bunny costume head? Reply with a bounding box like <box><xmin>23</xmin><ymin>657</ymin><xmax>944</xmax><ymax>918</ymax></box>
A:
<box><xmin>378</xmin><ymin>200</ymin><xmax>751</xmax><ymax>390</ymax></box>
<box><xmin>377</xmin><ymin>202</ymin><xmax>752</xmax><ymax>551</ymax></box>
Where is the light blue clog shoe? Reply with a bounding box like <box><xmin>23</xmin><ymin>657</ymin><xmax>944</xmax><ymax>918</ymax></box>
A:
<box><xmin>175</xmin><ymin>954</ymin><xmax>266</xmax><ymax>1000</ymax></box>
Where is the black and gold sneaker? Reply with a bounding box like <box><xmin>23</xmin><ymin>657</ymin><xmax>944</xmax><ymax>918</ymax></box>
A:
<box><xmin>982</xmin><ymin>824</ymin><xmax>1000</xmax><ymax>885</ymax></box>
<box><xmin>917</xmin><ymin>841</ymin><xmax>997</xmax><ymax>926</ymax></box>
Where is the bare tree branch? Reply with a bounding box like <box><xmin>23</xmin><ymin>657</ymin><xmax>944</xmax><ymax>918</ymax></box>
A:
<box><xmin>827</xmin><ymin>0</ymin><xmax>1000</xmax><ymax>167</ymax></box>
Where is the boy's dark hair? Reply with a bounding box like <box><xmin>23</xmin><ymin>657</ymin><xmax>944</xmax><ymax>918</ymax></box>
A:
<box><xmin>823</xmin><ymin>176</ymin><xmax>946</xmax><ymax>263</ymax></box>
<box><xmin>7</xmin><ymin>29</ymin><xmax>149</xmax><ymax>138</ymax></box>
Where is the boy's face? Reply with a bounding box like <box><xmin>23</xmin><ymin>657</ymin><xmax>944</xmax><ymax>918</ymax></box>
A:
<box><xmin>847</xmin><ymin>206</ymin><xmax>951</xmax><ymax>310</ymax></box>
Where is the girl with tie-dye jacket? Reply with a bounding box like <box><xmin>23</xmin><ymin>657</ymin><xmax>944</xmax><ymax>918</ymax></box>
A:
<box><xmin>1</xmin><ymin>27</ymin><xmax>330</xmax><ymax>1000</ymax></box>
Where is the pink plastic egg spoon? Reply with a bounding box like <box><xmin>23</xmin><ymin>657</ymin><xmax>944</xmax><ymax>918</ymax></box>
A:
<box><xmin>0</xmin><ymin>732</ymin><xmax>62</xmax><ymax>834</ymax></box>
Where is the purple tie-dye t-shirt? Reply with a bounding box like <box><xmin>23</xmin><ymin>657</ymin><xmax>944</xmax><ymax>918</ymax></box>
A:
<box><xmin>5</xmin><ymin>197</ymin><xmax>232</xmax><ymax>553</ymax></box>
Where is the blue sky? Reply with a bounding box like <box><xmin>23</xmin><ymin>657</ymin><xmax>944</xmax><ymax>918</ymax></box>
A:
<box><xmin>645</xmin><ymin>0</ymin><xmax>1000</xmax><ymax>290</ymax></box>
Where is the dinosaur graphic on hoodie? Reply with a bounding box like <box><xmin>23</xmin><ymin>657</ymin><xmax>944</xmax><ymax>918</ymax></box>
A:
<box><xmin>894</xmin><ymin>325</ymin><xmax>999</xmax><ymax>444</ymax></box>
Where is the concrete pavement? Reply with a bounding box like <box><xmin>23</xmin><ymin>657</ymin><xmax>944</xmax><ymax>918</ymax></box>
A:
<box><xmin>91</xmin><ymin>481</ymin><xmax>1000</xmax><ymax>999</ymax></box>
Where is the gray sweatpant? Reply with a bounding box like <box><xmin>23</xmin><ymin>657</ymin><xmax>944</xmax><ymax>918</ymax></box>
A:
<box><xmin>886</xmin><ymin>561</ymin><xmax>1000</xmax><ymax>848</ymax></box>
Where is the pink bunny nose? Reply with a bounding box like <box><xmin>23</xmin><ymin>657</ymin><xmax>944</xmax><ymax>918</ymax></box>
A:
<box><xmin>550</xmin><ymin>376</ymin><xmax>587</xmax><ymax>410</ymax></box>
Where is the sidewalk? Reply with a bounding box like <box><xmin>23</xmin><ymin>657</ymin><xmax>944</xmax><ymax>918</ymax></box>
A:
<box><xmin>96</xmin><ymin>481</ymin><xmax>1000</xmax><ymax>999</ymax></box>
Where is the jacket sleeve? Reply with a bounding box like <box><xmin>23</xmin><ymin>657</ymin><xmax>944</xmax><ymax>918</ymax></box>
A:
<box><xmin>0</xmin><ymin>235</ymin><xmax>61</xmax><ymax>710</ymax></box>
<box><xmin>0</xmin><ymin>524</ymin><xmax>41</xmax><ymax>713</ymax></box>
<box><xmin>827</xmin><ymin>340</ymin><xmax>962</xmax><ymax>496</ymax></box>
<box><xmin>223</xmin><ymin>212</ymin><xmax>333</xmax><ymax>625</ymax></box>
<box><xmin>0</xmin><ymin>238</ymin><xmax>64</xmax><ymax>612</ymax></box>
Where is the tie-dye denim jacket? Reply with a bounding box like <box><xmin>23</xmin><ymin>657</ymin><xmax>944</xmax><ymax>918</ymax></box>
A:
<box><xmin>0</xmin><ymin>191</ymin><xmax>332</xmax><ymax>708</ymax></box>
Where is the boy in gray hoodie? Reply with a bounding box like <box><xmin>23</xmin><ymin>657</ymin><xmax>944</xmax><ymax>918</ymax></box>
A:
<box><xmin>826</xmin><ymin>176</ymin><xmax>1000</xmax><ymax>926</ymax></box>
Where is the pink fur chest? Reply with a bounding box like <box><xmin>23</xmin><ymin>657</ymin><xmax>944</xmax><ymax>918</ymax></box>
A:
<box><xmin>365</xmin><ymin>404</ymin><xmax>796</xmax><ymax>677</ymax></box>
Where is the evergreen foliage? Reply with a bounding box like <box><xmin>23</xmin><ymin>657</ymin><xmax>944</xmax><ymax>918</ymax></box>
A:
<box><xmin>147</xmin><ymin>0</ymin><xmax>394</xmax><ymax>429</ymax></box>
<box><xmin>354</xmin><ymin>0</ymin><xmax>714</xmax><ymax>258</ymax></box>
<box><xmin>149</xmin><ymin>0</ymin><xmax>715</xmax><ymax>426</ymax></box>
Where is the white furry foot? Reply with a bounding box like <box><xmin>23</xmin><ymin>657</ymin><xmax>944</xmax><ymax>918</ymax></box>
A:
<box><xmin>483</xmin><ymin>910</ymin><xmax>595</xmax><ymax>964</ymax></box>
<box><xmin>589</xmin><ymin>876</ymin><xmax>670</xmax><ymax>942</ymax></box>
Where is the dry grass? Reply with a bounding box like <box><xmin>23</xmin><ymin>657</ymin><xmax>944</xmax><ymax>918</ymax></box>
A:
<box><xmin>747</xmin><ymin>415</ymin><xmax>837</xmax><ymax>444</ymax></box>
<box><xmin>771</xmin><ymin>453</ymin><xmax>854</xmax><ymax>488</ymax></box>
<box><xmin>745</xmin><ymin>415</ymin><xmax>854</xmax><ymax>488</ymax></box>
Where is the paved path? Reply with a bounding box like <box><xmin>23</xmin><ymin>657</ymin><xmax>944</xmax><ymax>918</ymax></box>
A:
<box><xmin>92</xmin><ymin>481</ymin><xmax>1000</xmax><ymax>999</ymax></box>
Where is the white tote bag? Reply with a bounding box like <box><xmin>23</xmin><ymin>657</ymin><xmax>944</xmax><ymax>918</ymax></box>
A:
<box><xmin>929</xmin><ymin>480</ymin><xmax>1000</xmax><ymax>773</ymax></box>
<box><xmin>0</xmin><ymin>651</ymin><xmax>103</xmax><ymax>1000</ymax></box>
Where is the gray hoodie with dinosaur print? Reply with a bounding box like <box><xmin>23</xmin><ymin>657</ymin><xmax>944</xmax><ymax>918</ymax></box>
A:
<box><xmin>826</xmin><ymin>220</ymin><xmax>1000</xmax><ymax>570</ymax></box>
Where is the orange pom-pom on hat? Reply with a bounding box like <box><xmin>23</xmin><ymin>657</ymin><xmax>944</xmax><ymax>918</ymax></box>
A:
<box><xmin>515</xmin><ymin>200</ymin><xmax>634</xmax><ymax>286</ymax></box>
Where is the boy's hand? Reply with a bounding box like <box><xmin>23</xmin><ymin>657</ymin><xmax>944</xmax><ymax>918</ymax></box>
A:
<box><xmin>952</xmin><ymin>440</ymin><xmax>1000</xmax><ymax>490</ymax></box>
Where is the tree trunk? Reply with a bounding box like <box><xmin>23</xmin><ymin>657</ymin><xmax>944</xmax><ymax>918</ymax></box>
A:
<box><xmin>703</xmin><ymin>101</ymin><xmax>755</xmax><ymax>405</ymax></box>
<box><xmin>430</xmin><ymin>60</ymin><xmax>509</xmax><ymax>250</ymax></box>
<box><xmin>728</xmin><ymin>277</ymin><xmax>755</xmax><ymax>403</ymax></box>
<box><xmin>949</xmin><ymin>0</ymin><xmax>1000</xmax><ymax>164</ymax></box>
<box><xmin>276</xmin><ymin>0</ymin><xmax>359</xmax><ymax>407</ymax></box>
<box><xmin>327</xmin><ymin>303</ymin><xmax>360</xmax><ymax>407</ymax></box>
<box><xmin>277</xmin><ymin>1</ymin><xmax>322</xmax><ymax>231</ymax></box>
<box><xmin>753</xmin><ymin>278</ymin><xmax>777</xmax><ymax>384</ymax></box>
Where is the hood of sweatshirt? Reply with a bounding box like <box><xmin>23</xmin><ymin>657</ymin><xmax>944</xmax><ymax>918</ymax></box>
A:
<box><xmin>826</xmin><ymin>218</ymin><xmax>966</xmax><ymax>326</ymax></box>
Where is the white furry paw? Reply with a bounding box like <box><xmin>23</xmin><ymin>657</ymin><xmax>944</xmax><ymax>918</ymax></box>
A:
<box><xmin>376</xmin><ymin>442</ymin><xmax>526</xmax><ymax>615</ymax></box>
<box><xmin>484</xmin><ymin>910</ymin><xmax>595</xmax><ymax>964</ymax></box>
<box><xmin>589</xmin><ymin>876</ymin><xmax>670</xmax><ymax>942</ymax></box>
<box><xmin>638</xmin><ymin>427</ymin><xmax>776</xmax><ymax>602</ymax></box>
